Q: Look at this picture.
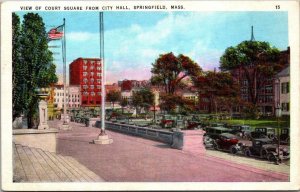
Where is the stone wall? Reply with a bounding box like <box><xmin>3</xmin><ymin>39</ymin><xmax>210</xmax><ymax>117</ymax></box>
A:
<box><xmin>95</xmin><ymin>121</ymin><xmax>184</xmax><ymax>150</ymax></box>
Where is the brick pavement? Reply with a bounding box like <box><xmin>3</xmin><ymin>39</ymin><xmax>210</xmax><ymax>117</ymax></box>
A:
<box><xmin>53</xmin><ymin>120</ymin><xmax>289</xmax><ymax>182</ymax></box>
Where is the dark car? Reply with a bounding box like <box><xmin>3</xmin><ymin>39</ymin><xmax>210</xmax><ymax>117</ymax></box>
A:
<box><xmin>203</xmin><ymin>126</ymin><xmax>231</xmax><ymax>140</ymax></box>
<box><xmin>243</xmin><ymin>138</ymin><xmax>289</xmax><ymax>163</ymax></box>
<box><xmin>228</xmin><ymin>125</ymin><xmax>252</xmax><ymax>138</ymax></box>
<box><xmin>279</xmin><ymin>128</ymin><xmax>290</xmax><ymax>144</ymax></box>
<box><xmin>212</xmin><ymin>133</ymin><xmax>240</xmax><ymax>154</ymax></box>
<box><xmin>249</xmin><ymin>127</ymin><xmax>275</xmax><ymax>140</ymax></box>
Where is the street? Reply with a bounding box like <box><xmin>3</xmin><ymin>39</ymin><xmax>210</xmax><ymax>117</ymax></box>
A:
<box><xmin>53</xmin><ymin>120</ymin><xmax>289</xmax><ymax>182</ymax></box>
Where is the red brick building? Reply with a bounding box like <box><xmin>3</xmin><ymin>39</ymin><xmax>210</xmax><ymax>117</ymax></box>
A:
<box><xmin>69</xmin><ymin>58</ymin><xmax>102</xmax><ymax>107</ymax></box>
<box><xmin>230</xmin><ymin>48</ymin><xmax>290</xmax><ymax>115</ymax></box>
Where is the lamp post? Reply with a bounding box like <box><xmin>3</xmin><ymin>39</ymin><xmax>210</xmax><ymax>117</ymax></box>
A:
<box><xmin>274</xmin><ymin>78</ymin><xmax>281</xmax><ymax>164</ymax></box>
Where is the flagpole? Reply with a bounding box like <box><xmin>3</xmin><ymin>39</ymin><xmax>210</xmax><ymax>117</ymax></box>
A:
<box><xmin>93</xmin><ymin>12</ymin><xmax>112</xmax><ymax>144</ymax></box>
<box><xmin>100</xmin><ymin>12</ymin><xmax>105</xmax><ymax>135</ymax></box>
<box><xmin>61</xmin><ymin>18</ymin><xmax>70</xmax><ymax>130</ymax></box>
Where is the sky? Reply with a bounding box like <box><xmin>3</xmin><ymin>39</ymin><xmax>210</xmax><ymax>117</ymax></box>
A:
<box><xmin>16</xmin><ymin>11</ymin><xmax>289</xmax><ymax>84</ymax></box>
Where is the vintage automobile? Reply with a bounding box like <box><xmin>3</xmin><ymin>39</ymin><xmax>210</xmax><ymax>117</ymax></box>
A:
<box><xmin>243</xmin><ymin>138</ymin><xmax>289</xmax><ymax>163</ymax></box>
<box><xmin>203</xmin><ymin>126</ymin><xmax>231</xmax><ymax>140</ymax></box>
<box><xmin>249</xmin><ymin>127</ymin><xmax>276</xmax><ymax>140</ymax></box>
<box><xmin>279</xmin><ymin>128</ymin><xmax>290</xmax><ymax>144</ymax></box>
<box><xmin>212</xmin><ymin>133</ymin><xmax>240</xmax><ymax>154</ymax></box>
<box><xmin>228</xmin><ymin>125</ymin><xmax>252</xmax><ymax>138</ymax></box>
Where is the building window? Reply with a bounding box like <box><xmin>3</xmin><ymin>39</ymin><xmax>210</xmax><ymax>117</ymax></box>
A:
<box><xmin>265</xmin><ymin>95</ymin><xmax>273</xmax><ymax>103</ymax></box>
<box><xmin>97</xmin><ymin>79</ymin><xmax>101</xmax><ymax>83</ymax></box>
<box><xmin>90</xmin><ymin>66</ymin><xmax>94</xmax><ymax>70</ymax></box>
<box><xmin>91</xmin><ymin>78</ymin><xmax>94</xmax><ymax>83</ymax></box>
<box><xmin>83</xmin><ymin>72</ymin><xmax>87</xmax><ymax>76</ymax></box>
<box><xmin>243</xmin><ymin>79</ymin><xmax>248</xmax><ymax>86</ymax></box>
<box><xmin>90</xmin><ymin>85</ymin><xmax>94</xmax><ymax>89</ymax></box>
<box><xmin>83</xmin><ymin>78</ymin><xmax>88</xmax><ymax>83</ymax></box>
<box><xmin>91</xmin><ymin>72</ymin><xmax>94</xmax><ymax>76</ymax></box>
<box><xmin>241</xmin><ymin>88</ymin><xmax>248</xmax><ymax>94</ymax></box>
<box><xmin>97</xmin><ymin>92</ymin><xmax>101</xmax><ymax>96</ymax></box>
<box><xmin>282</xmin><ymin>102</ymin><xmax>289</xmax><ymax>112</ymax></box>
<box><xmin>281</xmin><ymin>82</ymin><xmax>289</xmax><ymax>94</ymax></box>
<box><xmin>83</xmin><ymin>91</ymin><xmax>89</xmax><ymax>96</ymax></box>
<box><xmin>83</xmin><ymin>60</ymin><xmax>87</xmax><ymax>65</ymax></box>
<box><xmin>265</xmin><ymin>86</ymin><xmax>273</xmax><ymax>93</ymax></box>
<box><xmin>97</xmin><ymin>67</ymin><xmax>101</xmax><ymax>71</ymax></box>
<box><xmin>83</xmin><ymin>66</ymin><xmax>87</xmax><ymax>70</ymax></box>
<box><xmin>97</xmin><ymin>61</ymin><xmax>101</xmax><ymax>65</ymax></box>
<box><xmin>83</xmin><ymin>85</ymin><xmax>88</xmax><ymax>89</ymax></box>
<box><xmin>91</xmin><ymin>92</ymin><xmax>95</xmax><ymax>96</ymax></box>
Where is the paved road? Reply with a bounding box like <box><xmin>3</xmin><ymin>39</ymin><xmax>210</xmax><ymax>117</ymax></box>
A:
<box><xmin>53</xmin><ymin>121</ymin><xmax>289</xmax><ymax>182</ymax></box>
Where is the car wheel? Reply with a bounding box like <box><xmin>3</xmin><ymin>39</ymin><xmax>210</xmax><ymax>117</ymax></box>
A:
<box><xmin>244</xmin><ymin>149</ymin><xmax>251</xmax><ymax>157</ymax></box>
<box><xmin>230</xmin><ymin>146</ymin><xmax>238</xmax><ymax>155</ymax></box>
<box><xmin>213</xmin><ymin>140</ymin><xmax>220</xmax><ymax>150</ymax></box>
<box><xmin>267</xmin><ymin>153</ymin><xmax>276</xmax><ymax>162</ymax></box>
<box><xmin>260</xmin><ymin>149</ymin><xmax>268</xmax><ymax>158</ymax></box>
<box><xmin>268</xmin><ymin>134</ymin><xmax>275</xmax><ymax>140</ymax></box>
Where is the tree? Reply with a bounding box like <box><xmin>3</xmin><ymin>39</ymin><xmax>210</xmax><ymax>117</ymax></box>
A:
<box><xmin>120</xmin><ymin>98</ymin><xmax>128</xmax><ymax>114</ymax></box>
<box><xmin>138</xmin><ymin>88</ymin><xmax>155</xmax><ymax>113</ymax></box>
<box><xmin>131</xmin><ymin>91</ymin><xmax>143</xmax><ymax>118</ymax></box>
<box><xmin>159</xmin><ymin>94</ymin><xmax>183</xmax><ymax>113</ymax></box>
<box><xmin>106</xmin><ymin>91</ymin><xmax>121</xmax><ymax>110</ymax></box>
<box><xmin>193</xmin><ymin>71</ymin><xmax>239</xmax><ymax>114</ymax></box>
<box><xmin>12</xmin><ymin>13</ymin><xmax>23</xmax><ymax>119</ymax></box>
<box><xmin>131</xmin><ymin>88</ymin><xmax>154</xmax><ymax>117</ymax></box>
<box><xmin>151</xmin><ymin>52</ymin><xmax>202</xmax><ymax>94</ymax></box>
<box><xmin>19</xmin><ymin>13</ymin><xmax>57</xmax><ymax>128</ymax></box>
<box><xmin>220</xmin><ymin>40</ymin><xmax>282</xmax><ymax>106</ymax></box>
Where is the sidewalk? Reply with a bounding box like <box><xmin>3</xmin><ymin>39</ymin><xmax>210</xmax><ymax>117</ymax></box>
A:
<box><xmin>53</xmin><ymin>120</ymin><xmax>289</xmax><ymax>182</ymax></box>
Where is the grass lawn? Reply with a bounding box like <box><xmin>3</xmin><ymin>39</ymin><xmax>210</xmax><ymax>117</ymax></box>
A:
<box><xmin>210</xmin><ymin>119</ymin><xmax>290</xmax><ymax>129</ymax></box>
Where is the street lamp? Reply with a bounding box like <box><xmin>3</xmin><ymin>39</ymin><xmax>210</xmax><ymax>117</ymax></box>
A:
<box><xmin>274</xmin><ymin>78</ymin><xmax>281</xmax><ymax>164</ymax></box>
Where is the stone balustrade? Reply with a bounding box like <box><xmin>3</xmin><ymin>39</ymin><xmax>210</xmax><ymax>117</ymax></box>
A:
<box><xmin>94</xmin><ymin>121</ymin><xmax>184</xmax><ymax>150</ymax></box>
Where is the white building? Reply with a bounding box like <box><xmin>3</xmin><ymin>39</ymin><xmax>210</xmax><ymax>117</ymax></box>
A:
<box><xmin>68</xmin><ymin>86</ymin><xmax>80</xmax><ymax>108</ymax></box>
<box><xmin>54</xmin><ymin>85</ymin><xmax>81</xmax><ymax>109</ymax></box>
<box><xmin>275</xmin><ymin>66</ymin><xmax>290</xmax><ymax>116</ymax></box>
<box><xmin>54</xmin><ymin>85</ymin><xmax>67</xmax><ymax>109</ymax></box>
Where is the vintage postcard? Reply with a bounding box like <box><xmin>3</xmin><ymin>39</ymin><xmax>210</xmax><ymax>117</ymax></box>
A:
<box><xmin>1</xmin><ymin>0</ymin><xmax>299</xmax><ymax>191</ymax></box>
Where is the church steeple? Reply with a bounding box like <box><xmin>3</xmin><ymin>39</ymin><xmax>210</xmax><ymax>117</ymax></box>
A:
<box><xmin>250</xmin><ymin>26</ymin><xmax>255</xmax><ymax>41</ymax></box>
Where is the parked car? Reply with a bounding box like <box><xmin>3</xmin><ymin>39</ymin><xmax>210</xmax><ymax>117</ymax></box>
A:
<box><xmin>279</xmin><ymin>128</ymin><xmax>290</xmax><ymax>144</ymax></box>
<box><xmin>249</xmin><ymin>127</ymin><xmax>276</xmax><ymax>140</ymax></box>
<box><xmin>212</xmin><ymin>133</ymin><xmax>240</xmax><ymax>154</ymax></box>
<box><xmin>203</xmin><ymin>126</ymin><xmax>231</xmax><ymax>140</ymax></box>
<box><xmin>243</xmin><ymin>138</ymin><xmax>289</xmax><ymax>163</ymax></box>
<box><xmin>228</xmin><ymin>125</ymin><xmax>252</xmax><ymax>138</ymax></box>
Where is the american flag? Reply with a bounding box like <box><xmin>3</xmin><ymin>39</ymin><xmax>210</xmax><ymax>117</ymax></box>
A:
<box><xmin>47</xmin><ymin>25</ymin><xmax>64</xmax><ymax>40</ymax></box>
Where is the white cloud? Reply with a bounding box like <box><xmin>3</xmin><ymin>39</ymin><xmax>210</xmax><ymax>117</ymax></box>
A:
<box><xmin>67</xmin><ymin>32</ymin><xmax>98</xmax><ymax>42</ymax></box>
<box><xmin>64</xmin><ymin>12</ymin><xmax>230</xmax><ymax>83</ymax></box>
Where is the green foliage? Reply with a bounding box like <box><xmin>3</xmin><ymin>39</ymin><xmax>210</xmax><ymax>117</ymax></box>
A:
<box><xmin>12</xmin><ymin>13</ymin><xmax>58</xmax><ymax>127</ymax></box>
<box><xmin>106</xmin><ymin>90</ymin><xmax>121</xmax><ymax>110</ymax></box>
<box><xmin>220</xmin><ymin>40</ymin><xmax>282</xmax><ymax>106</ymax></box>
<box><xmin>151</xmin><ymin>52</ymin><xmax>202</xmax><ymax>94</ymax></box>
<box><xmin>12</xmin><ymin>13</ymin><xmax>23</xmax><ymax>118</ymax></box>
<box><xmin>131</xmin><ymin>88</ymin><xmax>154</xmax><ymax>116</ymax></box>
<box><xmin>220</xmin><ymin>41</ymin><xmax>280</xmax><ymax>70</ymax></box>
<box><xmin>242</xmin><ymin>103</ymin><xmax>262</xmax><ymax>119</ymax></box>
